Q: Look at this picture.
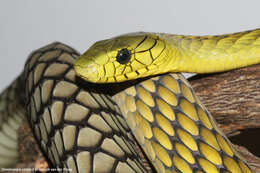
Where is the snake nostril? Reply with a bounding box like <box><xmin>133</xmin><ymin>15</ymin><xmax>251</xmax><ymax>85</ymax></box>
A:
<box><xmin>87</xmin><ymin>64</ymin><xmax>98</xmax><ymax>73</ymax></box>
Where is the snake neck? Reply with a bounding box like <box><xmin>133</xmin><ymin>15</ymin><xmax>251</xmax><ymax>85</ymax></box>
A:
<box><xmin>158</xmin><ymin>28</ymin><xmax>260</xmax><ymax>73</ymax></box>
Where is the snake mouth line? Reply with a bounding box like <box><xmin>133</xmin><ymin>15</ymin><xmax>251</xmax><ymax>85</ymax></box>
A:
<box><xmin>105</xmin><ymin>68</ymin><xmax>147</xmax><ymax>82</ymax></box>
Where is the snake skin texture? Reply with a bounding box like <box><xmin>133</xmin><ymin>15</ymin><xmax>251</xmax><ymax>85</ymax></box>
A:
<box><xmin>0</xmin><ymin>42</ymin><xmax>254</xmax><ymax>173</ymax></box>
<box><xmin>75</xmin><ymin>29</ymin><xmax>260</xmax><ymax>83</ymax></box>
<box><xmin>0</xmin><ymin>77</ymin><xmax>25</xmax><ymax>167</ymax></box>
<box><xmin>113</xmin><ymin>74</ymin><xmax>254</xmax><ymax>173</ymax></box>
<box><xmin>21</xmin><ymin>42</ymin><xmax>149</xmax><ymax>172</ymax></box>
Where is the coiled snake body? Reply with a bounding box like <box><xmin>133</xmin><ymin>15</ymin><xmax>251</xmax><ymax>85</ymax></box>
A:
<box><xmin>1</xmin><ymin>29</ymin><xmax>259</xmax><ymax>173</ymax></box>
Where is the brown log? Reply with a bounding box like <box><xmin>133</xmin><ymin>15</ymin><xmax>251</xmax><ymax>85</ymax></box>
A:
<box><xmin>189</xmin><ymin>63</ymin><xmax>260</xmax><ymax>172</ymax></box>
<box><xmin>15</xmin><ymin>119</ymin><xmax>48</xmax><ymax>173</ymax></box>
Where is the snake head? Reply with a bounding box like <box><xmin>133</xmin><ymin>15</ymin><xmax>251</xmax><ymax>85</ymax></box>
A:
<box><xmin>74</xmin><ymin>32</ymin><xmax>171</xmax><ymax>83</ymax></box>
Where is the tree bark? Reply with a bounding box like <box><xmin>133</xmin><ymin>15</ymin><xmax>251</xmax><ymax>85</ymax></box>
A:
<box><xmin>189</xmin><ymin>64</ymin><xmax>260</xmax><ymax>172</ymax></box>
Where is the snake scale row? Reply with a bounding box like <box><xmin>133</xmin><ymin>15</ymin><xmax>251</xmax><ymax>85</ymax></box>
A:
<box><xmin>0</xmin><ymin>28</ymin><xmax>259</xmax><ymax>173</ymax></box>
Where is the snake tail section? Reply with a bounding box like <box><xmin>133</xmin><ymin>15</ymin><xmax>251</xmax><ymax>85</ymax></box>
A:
<box><xmin>113</xmin><ymin>73</ymin><xmax>254</xmax><ymax>173</ymax></box>
<box><xmin>0</xmin><ymin>76</ymin><xmax>26</xmax><ymax>167</ymax></box>
<box><xmin>21</xmin><ymin>42</ymin><xmax>149</xmax><ymax>172</ymax></box>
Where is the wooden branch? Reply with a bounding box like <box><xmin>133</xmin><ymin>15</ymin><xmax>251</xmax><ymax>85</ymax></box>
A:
<box><xmin>189</xmin><ymin>63</ymin><xmax>260</xmax><ymax>172</ymax></box>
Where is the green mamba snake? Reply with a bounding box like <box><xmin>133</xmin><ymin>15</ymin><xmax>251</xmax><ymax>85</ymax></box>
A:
<box><xmin>1</xmin><ymin>28</ymin><xmax>259</xmax><ymax>173</ymax></box>
<box><xmin>75</xmin><ymin>29</ymin><xmax>260</xmax><ymax>83</ymax></box>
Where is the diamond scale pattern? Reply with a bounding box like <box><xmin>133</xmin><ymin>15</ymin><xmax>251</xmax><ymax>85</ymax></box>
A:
<box><xmin>23</xmin><ymin>42</ymin><xmax>148</xmax><ymax>173</ymax></box>
<box><xmin>114</xmin><ymin>73</ymin><xmax>254</xmax><ymax>173</ymax></box>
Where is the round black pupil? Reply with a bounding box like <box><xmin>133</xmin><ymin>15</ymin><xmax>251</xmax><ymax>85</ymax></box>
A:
<box><xmin>116</xmin><ymin>48</ymin><xmax>131</xmax><ymax>64</ymax></box>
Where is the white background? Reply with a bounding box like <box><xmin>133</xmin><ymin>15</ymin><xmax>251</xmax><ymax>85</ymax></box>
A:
<box><xmin>0</xmin><ymin>0</ymin><xmax>260</xmax><ymax>91</ymax></box>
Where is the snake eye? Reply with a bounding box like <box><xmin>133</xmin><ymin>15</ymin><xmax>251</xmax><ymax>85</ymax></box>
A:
<box><xmin>116</xmin><ymin>48</ymin><xmax>131</xmax><ymax>64</ymax></box>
